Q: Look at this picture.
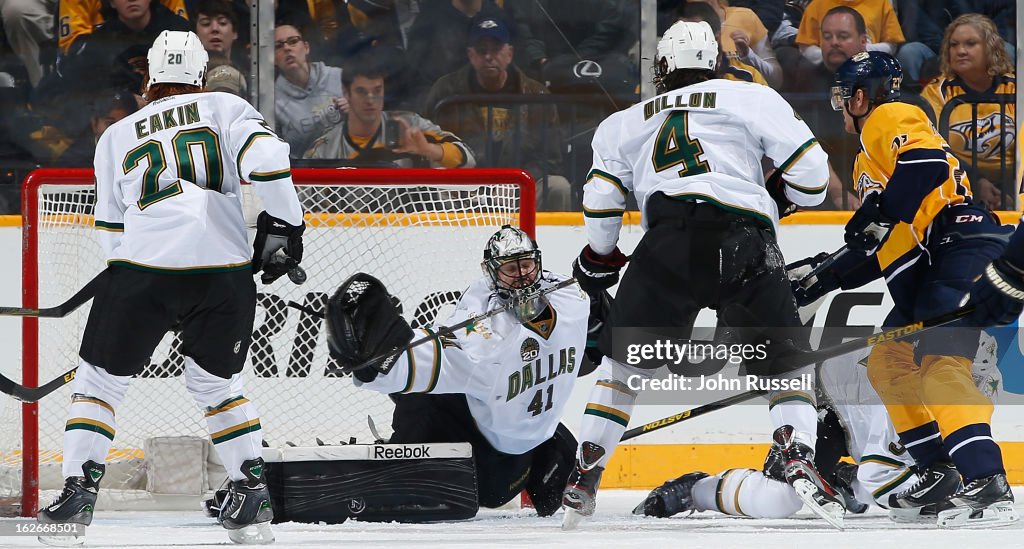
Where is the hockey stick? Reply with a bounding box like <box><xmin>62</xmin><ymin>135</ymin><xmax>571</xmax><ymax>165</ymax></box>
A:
<box><xmin>0</xmin><ymin>269</ymin><xmax>106</xmax><ymax>318</ymax></box>
<box><xmin>321</xmin><ymin>277</ymin><xmax>582</xmax><ymax>375</ymax></box>
<box><xmin>0</xmin><ymin>368</ymin><xmax>77</xmax><ymax>403</ymax></box>
<box><xmin>618</xmin><ymin>304</ymin><xmax>975</xmax><ymax>441</ymax></box>
<box><xmin>0</xmin><ymin>256</ymin><xmax>306</xmax><ymax>402</ymax></box>
<box><xmin>0</xmin><ymin>247</ymin><xmax>304</xmax><ymax>319</ymax></box>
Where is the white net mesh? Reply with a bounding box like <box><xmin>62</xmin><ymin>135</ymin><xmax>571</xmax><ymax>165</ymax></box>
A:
<box><xmin>1</xmin><ymin>171</ymin><xmax>530</xmax><ymax>513</ymax></box>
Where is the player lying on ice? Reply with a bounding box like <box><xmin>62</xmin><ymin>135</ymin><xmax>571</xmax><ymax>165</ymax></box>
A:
<box><xmin>323</xmin><ymin>225</ymin><xmax>593</xmax><ymax>517</ymax></box>
<box><xmin>36</xmin><ymin>30</ymin><xmax>305</xmax><ymax>546</ymax></box>
<box><xmin>787</xmin><ymin>51</ymin><xmax>1018</xmax><ymax>528</ymax></box>
<box><xmin>635</xmin><ymin>336</ymin><xmax>1002</xmax><ymax>525</ymax></box>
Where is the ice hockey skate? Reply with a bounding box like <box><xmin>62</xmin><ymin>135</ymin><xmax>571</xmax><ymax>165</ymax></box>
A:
<box><xmin>561</xmin><ymin>442</ymin><xmax>606</xmax><ymax>530</ymax></box>
<box><xmin>773</xmin><ymin>425</ymin><xmax>846</xmax><ymax>529</ymax></box>
<box><xmin>935</xmin><ymin>473</ymin><xmax>1019</xmax><ymax>529</ymax></box>
<box><xmin>632</xmin><ymin>472</ymin><xmax>709</xmax><ymax>517</ymax></box>
<box><xmin>37</xmin><ymin>460</ymin><xmax>105</xmax><ymax>547</ymax></box>
<box><xmin>218</xmin><ymin>458</ymin><xmax>275</xmax><ymax>544</ymax></box>
<box><xmin>887</xmin><ymin>461</ymin><xmax>960</xmax><ymax>523</ymax></box>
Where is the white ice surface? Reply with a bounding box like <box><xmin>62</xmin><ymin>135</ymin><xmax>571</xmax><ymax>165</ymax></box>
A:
<box><xmin>4</xmin><ymin>488</ymin><xmax>1024</xmax><ymax>548</ymax></box>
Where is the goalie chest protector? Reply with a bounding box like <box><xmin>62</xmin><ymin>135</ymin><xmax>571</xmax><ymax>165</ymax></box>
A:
<box><xmin>263</xmin><ymin>443</ymin><xmax>478</xmax><ymax>523</ymax></box>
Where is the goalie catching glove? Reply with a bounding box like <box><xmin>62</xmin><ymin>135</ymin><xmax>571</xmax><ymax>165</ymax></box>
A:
<box><xmin>252</xmin><ymin>211</ymin><xmax>304</xmax><ymax>284</ymax></box>
<box><xmin>326</xmin><ymin>273</ymin><xmax>414</xmax><ymax>382</ymax></box>
<box><xmin>572</xmin><ymin>245</ymin><xmax>628</xmax><ymax>294</ymax></box>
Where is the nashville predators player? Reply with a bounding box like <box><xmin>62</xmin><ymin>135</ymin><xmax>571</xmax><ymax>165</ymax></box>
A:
<box><xmin>789</xmin><ymin>51</ymin><xmax>1018</xmax><ymax>528</ymax></box>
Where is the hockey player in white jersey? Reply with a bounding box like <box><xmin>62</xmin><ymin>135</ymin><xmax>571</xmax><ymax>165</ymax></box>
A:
<box><xmin>37</xmin><ymin>31</ymin><xmax>303</xmax><ymax>546</ymax></box>
<box><xmin>325</xmin><ymin>226</ymin><xmax>590</xmax><ymax>516</ymax></box>
<box><xmin>564</xmin><ymin>20</ymin><xmax>839</xmax><ymax>529</ymax></box>
<box><xmin>635</xmin><ymin>337</ymin><xmax>1002</xmax><ymax>523</ymax></box>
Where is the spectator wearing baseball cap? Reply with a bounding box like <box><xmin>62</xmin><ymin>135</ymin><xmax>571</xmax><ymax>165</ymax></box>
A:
<box><xmin>206</xmin><ymin>65</ymin><xmax>248</xmax><ymax>98</ymax></box>
<box><xmin>422</xmin><ymin>13</ymin><xmax>572</xmax><ymax>211</ymax></box>
<box><xmin>405</xmin><ymin>0</ymin><xmax>509</xmax><ymax>106</ymax></box>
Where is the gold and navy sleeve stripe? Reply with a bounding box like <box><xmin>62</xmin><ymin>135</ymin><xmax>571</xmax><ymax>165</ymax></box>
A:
<box><xmin>249</xmin><ymin>168</ymin><xmax>291</xmax><ymax>182</ymax></box>
<box><xmin>861</xmin><ymin>453</ymin><xmax>904</xmax><ymax>468</ymax></box>
<box><xmin>95</xmin><ymin>220</ymin><xmax>124</xmax><ymax>231</ymax></box>
<box><xmin>768</xmin><ymin>391</ymin><xmax>814</xmax><ymax>408</ymax></box>
<box><xmin>211</xmin><ymin>419</ymin><xmax>261</xmax><ymax>444</ymax></box>
<box><xmin>588</xmin><ymin>169</ymin><xmax>628</xmax><ymax>197</ymax></box>
<box><xmin>584</xmin><ymin>403</ymin><xmax>630</xmax><ymax>427</ymax></box>
<box><xmin>872</xmin><ymin>468</ymin><xmax>916</xmax><ymax>500</ymax></box>
<box><xmin>778</xmin><ymin>138</ymin><xmax>827</xmax><ymax>194</ymax></box>
<box><xmin>66</xmin><ymin>418</ymin><xmax>115</xmax><ymax>441</ymax></box>
<box><xmin>205</xmin><ymin>396</ymin><xmax>250</xmax><ymax>417</ymax></box>
<box><xmin>236</xmin><ymin>131</ymin><xmax>274</xmax><ymax>174</ymax></box>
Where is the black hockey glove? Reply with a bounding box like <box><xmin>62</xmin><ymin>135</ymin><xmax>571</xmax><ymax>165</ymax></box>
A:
<box><xmin>844</xmin><ymin>192</ymin><xmax>895</xmax><ymax>255</ymax></box>
<box><xmin>252</xmin><ymin>211</ymin><xmax>304</xmax><ymax>284</ymax></box>
<box><xmin>325</xmin><ymin>273</ymin><xmax>414</xmax><ymax>379</ymax></box>
<box><xmin>572</xmin><ymin>245</ymin><xmax>628</xmax><ymax>294</ymax></box>
<box><xmin>965</xmin><ymin>258</ymin><xmax>1024</xmax><ymax>326</ymax></box>
<box><xmin>578</xmin><ymin>290</ymin><xmax>612</xmax><ymax>376</ymax></box>
<box><xmin>766</xmin><ymin>169</ymin><xmax>797</xmax><ymax>218</ymax></box>
<box><xmin>786</xmin><ymin>252</ymin><xmax>841</xmax><ymax>307</ymax></box>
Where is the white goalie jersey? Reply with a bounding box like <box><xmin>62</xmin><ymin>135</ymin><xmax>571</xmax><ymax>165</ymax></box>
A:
<box><xmin>356</xmin><ymin>273</ymin><xmax>589</xmax><ymax>455</ymax></box>
<box><xmin>583</xmin><ymin>78</ymin><xmax>830</xmax><ymax>255</ymax></box>
<box><xmin>93</xmin><ymin>91</ymin><xmax>303</xmax><ymax>272</ymax></box>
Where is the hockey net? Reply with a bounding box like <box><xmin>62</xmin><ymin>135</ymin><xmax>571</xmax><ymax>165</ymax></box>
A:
<box><xmin>1</xmin><ymin>168</ymin><xmax>535</xmax><ymax>516</ymax></box>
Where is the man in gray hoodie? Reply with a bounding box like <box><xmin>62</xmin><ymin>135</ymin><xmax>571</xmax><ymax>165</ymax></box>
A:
<box><xmin>274</xmin><ymin>23</ymin><xmax>347</xmax><ymax>157</ymax></box>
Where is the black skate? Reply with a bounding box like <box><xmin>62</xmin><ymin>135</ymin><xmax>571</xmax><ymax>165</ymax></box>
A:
<box><xmin>632</xmin><ymin>472</ymin><xmax>709</xmax><ymax>517</ymax></box>
<box><xmin>887</xmin><ymin>461</ymin><xmax>961</xmax><ymax>523</ymax></box>
<box><xmin>773</xmin><ymin>425</ymin><xmax>846</xmax><ymax>530</ymax></box>
<box><xmin>561</xmin><ymin>442</ymin><xmax>606</xmax><ymax>530</ymax></box>
<box><xmin>935</xmin><ymin>473</ymin><xmax>1019</xmax><ymax>528</ymax></box>
<box><xmin>218</xmin><ymin>458</ymin><xmax>275</xmax><ymax>545</ymax></box>
<box><xmin>37</xmin><ymin>460</ymin><xmax>105</xmax><ymax>547</ymax></box>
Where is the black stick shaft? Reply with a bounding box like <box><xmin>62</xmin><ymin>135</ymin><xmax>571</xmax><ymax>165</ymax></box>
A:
<box><xmin>618</xmin><ymin>305</ymin><xmax>974</xmax><ymax>441</ymax></box>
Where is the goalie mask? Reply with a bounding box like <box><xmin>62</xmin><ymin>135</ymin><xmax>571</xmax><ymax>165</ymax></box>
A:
<box><xmin>482</xmin><ymin>225</ymin><xmax>546</xmax><ymax>321</ymax></box>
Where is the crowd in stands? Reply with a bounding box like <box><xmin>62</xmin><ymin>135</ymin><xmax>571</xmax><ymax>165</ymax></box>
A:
<box><xmin>0</xmin><ymin>0</ymin><xmax>1015</xmax><ymax>213</ymax></box>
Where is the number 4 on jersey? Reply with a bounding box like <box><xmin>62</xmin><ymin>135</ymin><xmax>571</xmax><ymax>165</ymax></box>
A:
<box><xmin>651</xmin><ymin>111</ymin><xmax>710</xmax><ymax>177</ymax></box>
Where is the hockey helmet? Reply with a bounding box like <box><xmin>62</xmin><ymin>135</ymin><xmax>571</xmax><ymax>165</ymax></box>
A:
<box><xmin>653</xmin><ymin>21</ymin><xmax>718</xmax><ymax>91</ymax></box>
<box><xmin>482</xmin><ymin>225</ymin><xmax>545</xmax><ymax>321</ymax></box>
<box><xmin>830</xmin><ymin>51</ymin><xmax>902</xmax><ymax>112</ymax></box>
<box><xmin>147</xmin><ymin>30</ymin><xmax>209</xmax><ymax>88</ymax></box>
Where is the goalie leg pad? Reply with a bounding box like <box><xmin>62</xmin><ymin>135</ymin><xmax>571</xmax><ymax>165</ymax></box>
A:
<box><xmin>526</xmin><ymin>423</ymin><xmax>578</xmax><ymax>516</ymax></box>
<box><xmin>263</xmin><ymin>443</ymin><xmax>478</xmax><ymax>523</ymax></box>
<box><xmin>326</xmin><ymin>273</ymin><xmax>414</xmax><ymax>375</ymax></box>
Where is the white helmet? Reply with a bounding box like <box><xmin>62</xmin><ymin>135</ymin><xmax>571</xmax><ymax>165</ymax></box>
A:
<box><xmin>656</xmin><ymin>20</ymin><xmax>718</xmax><ymax>75</ymax></box>
<box><xmin>147</xmin><ymin>30</ymin><xmax>209</xmax><ymax>87</ymax></box>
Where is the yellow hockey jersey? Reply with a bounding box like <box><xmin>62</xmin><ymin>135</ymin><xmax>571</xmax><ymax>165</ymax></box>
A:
<box><xmin>854</xmin><ymin>102</ymin><xmax>971</xmax><ymax>273</ymax></box>
<box><xmin>59</xmin><ymin>0</ymin><xmax>188</xmax><ymax>53</ymax></box>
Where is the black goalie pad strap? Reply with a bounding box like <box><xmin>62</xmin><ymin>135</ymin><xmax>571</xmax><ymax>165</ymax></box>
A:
<box><xmin>326</xmin><ymin>273</ymin><xmax>414</xmax><ymax>374</ymax></box>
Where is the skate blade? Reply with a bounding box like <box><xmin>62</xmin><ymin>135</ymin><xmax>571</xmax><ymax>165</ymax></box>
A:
<box><xmin>562</xmin><ymin>508</ymin><xmax>587</xmax><ymax>531</ymax></box>
<box><xmin>793</xmin><ymin>479</ymin><xmax>845</xmax><ymax>530</ymax></box>
<box><xmin>888</xmin><ymin>507</ymin><xmax>936</xmax><ymax>524</ymax></box>
<box><xmin>37</xmin><ymin>533</ymin><xmax>86</xmax><ymax>547</ymax></box>
<box><xmin>227</xmin><ymin>522</ymin><xmax>275</xmax><ymax>545</ymax></box>
<box><xmin>937</xmin><ymin>502</ymin><xmax>1020</xmax><ymax>529</ymax></box>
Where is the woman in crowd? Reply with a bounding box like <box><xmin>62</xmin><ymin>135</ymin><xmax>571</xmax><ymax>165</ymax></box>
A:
<box><xmin>921</xmin><ymin>13</ymin><xmax>1018</xmax><ymax>210</ymax></box>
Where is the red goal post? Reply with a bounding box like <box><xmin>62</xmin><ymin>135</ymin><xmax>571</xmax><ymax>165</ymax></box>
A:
<box><xmin>9</xmin><ymin>167</ymin><xmax>535</xmax><ymax>516</ymax></box>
